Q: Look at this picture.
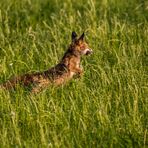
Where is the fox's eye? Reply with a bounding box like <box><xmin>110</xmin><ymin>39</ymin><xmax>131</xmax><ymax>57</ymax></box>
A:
<box><xmin>80</xmin><ymin>45</ymin><xmax>85</xmax><ymax>49</ymax></box>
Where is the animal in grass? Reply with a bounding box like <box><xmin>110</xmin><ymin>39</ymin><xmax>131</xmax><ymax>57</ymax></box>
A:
<box><xmin>0</xmin><ymin>31</ymin><xmax>93</xmax><ymax>93</ymax></box>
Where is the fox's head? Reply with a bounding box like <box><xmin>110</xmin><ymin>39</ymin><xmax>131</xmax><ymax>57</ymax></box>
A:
<box><xmin>69</xmin><ymin>31</ymin><xmax>93</xmax><ymax>56</ymax></box>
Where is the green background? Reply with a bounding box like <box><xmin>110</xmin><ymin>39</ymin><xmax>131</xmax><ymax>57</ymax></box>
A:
<box><xmin>0</xmin><ymin>0</ymin><xmax>148</xmax><ymax>147</ymax></box>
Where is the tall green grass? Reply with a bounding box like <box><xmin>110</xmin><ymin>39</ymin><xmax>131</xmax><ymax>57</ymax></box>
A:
<box><xmin>0</xmin><ymin>0</ymin><xmax>148</xmax><ymax>147</ymax></box>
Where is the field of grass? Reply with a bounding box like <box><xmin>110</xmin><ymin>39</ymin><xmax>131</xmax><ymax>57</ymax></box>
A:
<box><xmin>0</xmin><ymin>0</ymin><xmax>148</xmax><ymax>147</ymax></box>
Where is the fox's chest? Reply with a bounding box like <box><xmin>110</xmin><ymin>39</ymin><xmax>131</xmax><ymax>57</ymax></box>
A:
<box><xmin>69</xmin><ymin>61</ymin><xmax>81</xmax><ymax>77</ymax></box>
<box><xmin>69</xmin><ymin>71</ymin><xmax>75</xmax><ymax>78</ymax></box>
<box><xmin>51</xmin><ymin>60</ymin><xmax>81</xmax><ymax>85</ymax></box>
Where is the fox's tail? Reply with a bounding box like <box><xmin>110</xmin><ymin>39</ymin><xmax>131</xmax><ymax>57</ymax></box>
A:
<box><xmin>0</xmin><ymin>76</ymin><xmax>22</xmax><ymax>90</ymax></box>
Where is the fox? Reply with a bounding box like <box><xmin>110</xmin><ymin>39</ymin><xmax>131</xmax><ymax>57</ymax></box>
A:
<box><xmin>0</xmin><ymin>31</ymin><xmax>92</xmax><ymax>93</ymax></box>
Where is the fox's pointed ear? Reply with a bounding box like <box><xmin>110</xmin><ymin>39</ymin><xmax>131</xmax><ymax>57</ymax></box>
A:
<box><xmin>78</xmin><ymin>32</ymin><xmax>85</xmax><ymax>41</ymax></box>
<box><xmin>72</xmin><ymin>31</ymin><xmax>77</xmax><ymax>42</ymax></box>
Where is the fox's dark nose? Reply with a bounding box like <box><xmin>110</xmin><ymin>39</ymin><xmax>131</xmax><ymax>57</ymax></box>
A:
<box><xmin>86</xmin><ymin>49</ymin><xmax>93</xmax><ymax>55</ymax></box>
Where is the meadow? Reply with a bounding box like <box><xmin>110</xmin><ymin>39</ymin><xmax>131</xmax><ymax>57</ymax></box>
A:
<box><xmin>0</xmin><ymin>0</ymin><xmax>148</xmax><ymax>147</ymax></box>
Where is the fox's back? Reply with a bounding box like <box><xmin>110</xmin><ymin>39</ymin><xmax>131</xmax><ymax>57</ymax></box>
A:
<box><xmin>0</xmin><ymin>63</ymin><xmax>70</xmax><ymax>91</ymax></box>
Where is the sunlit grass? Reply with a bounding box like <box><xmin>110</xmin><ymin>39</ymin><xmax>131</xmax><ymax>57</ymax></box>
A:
<box><xmin>0</xmin><ymin>0</ymin><xmax>148</xmax><ymax>147</ymax></box>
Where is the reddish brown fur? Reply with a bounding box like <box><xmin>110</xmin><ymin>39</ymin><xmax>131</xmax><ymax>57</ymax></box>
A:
<box><xmin>0</xmin><ymin>32</ymin><xmax>92</xmax><ymax>93</ymax></box>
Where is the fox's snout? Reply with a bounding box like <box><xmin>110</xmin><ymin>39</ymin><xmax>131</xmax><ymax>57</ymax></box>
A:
<box><xmin>82</xmin><ymin>48</ymin><xmax>93</xmax><ymax>55</ymax></box>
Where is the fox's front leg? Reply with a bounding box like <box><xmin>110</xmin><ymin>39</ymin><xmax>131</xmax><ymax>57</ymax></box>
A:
<box><xmin>79</xmin><ymin>64</ymin><xmax>83</xmax><ymax>76</ymax></box>
<box><xmin>75</xmin><ymin>66</ymin><xmax>83</xmax><ymax>78</ymax></box>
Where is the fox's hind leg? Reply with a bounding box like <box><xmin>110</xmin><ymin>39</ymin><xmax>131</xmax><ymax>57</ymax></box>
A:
<box><xmin>31</xmin><ymin>78</ymin><xmax>51</xmax><ymax>93</ymax></box>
